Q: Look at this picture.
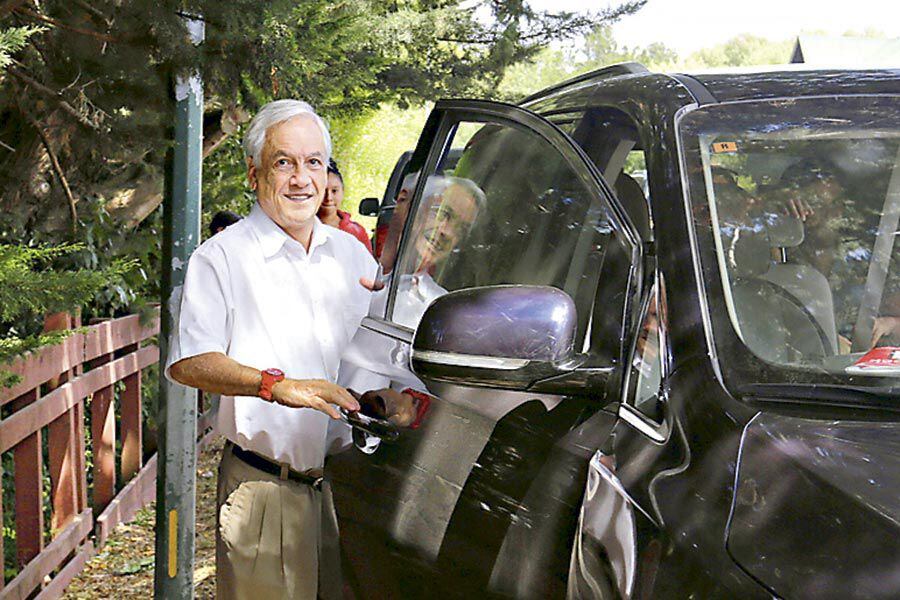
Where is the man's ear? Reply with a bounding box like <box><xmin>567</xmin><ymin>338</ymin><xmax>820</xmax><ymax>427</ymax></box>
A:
<box><xmin>247</xmin><ymin>159</ymin><xmax>258</xmax><ymax>191</ymax></box>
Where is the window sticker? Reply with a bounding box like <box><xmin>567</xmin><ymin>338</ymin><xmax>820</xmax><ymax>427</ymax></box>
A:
<box><xmin>711</xmin><ymin>141</ymin><xmax>738</xmax><ymax>153</ymax></box>
<box><xmin>846</xmin><ymin>347</ymin><xmax>900</xmax><ymax>375</ymax></box>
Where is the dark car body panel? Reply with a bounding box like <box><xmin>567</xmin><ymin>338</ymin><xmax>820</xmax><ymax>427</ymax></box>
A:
<box><xmin>332</xmin><ymin>64</ymin><xmax>900</xmax><ymax>599</ymax></box>
<box><xmin>729</xmin><ymin>414</ymin><xmax>900</xmax><ymax>599</ymax></box>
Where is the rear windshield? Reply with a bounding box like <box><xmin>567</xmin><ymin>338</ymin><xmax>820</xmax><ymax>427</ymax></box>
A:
<box><xmin>679</xmin><ymin>96</ymin><xmax>900</xmax><ymax>380</ymax></box>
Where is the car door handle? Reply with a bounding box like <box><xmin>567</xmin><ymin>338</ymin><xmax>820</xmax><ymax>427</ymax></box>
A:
<box><xmin>339</xmin><ymin>407</ymin><xmax>400</xmax><ymax>442</ymax></box>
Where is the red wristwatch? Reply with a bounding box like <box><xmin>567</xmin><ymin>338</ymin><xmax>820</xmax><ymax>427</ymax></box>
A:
<box><xmin>259</xmin><ymin>368</ymin><xmax>285</xmax><ymax>401</ymax></box>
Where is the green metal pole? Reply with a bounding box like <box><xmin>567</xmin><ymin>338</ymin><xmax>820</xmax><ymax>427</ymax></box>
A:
<box><xmin>154</xmin><ymin>13</ymin><xmax>203</xmax><ymax>599</ymax></box>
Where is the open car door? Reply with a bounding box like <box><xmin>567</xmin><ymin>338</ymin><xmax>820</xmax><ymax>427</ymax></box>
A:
<box><xmin>328</xmin><ymin>99</ymin><xmax>641</xmax><ymax>598</ymax></box>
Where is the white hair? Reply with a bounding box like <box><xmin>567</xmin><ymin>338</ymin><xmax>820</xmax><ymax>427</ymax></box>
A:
<box><xmin>400</xmin><ymin>171</ymin><xmax>419</xmax><ymax>194</ymax></box>
<box><xmin>422</xmin><ymin>174</ymin><xmax>486</xmax><ymax>213</ymax></box>
<box><xmin>242</xmin><ymin>99</ymin><xmax>332</xmax><ymax>167</ymax></box>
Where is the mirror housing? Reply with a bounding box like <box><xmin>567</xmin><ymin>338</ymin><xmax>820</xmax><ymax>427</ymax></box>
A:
<box><xmin>411</xmin><ymin>285</ymin><xmax>584</xmax><ymax>390</ymax></box>
<box><xmin>358</xmin><ymin>197</ymin><xmax>380</xmax><ymax>217</ymax></box>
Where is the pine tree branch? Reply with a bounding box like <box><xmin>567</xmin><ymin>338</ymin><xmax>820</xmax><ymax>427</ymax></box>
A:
<box><xmin>24</xmin><ymin>112</ymin><xmax>79</xmax><ymax>233</ymax></box>
<box><xmin>70</xmin><ymin>0</ymin><xmax>111</xmax><ymax>27</ymax></box>
<box><xmin>7</xmin><ymin>66</ymin><xmax>99</xmax><ymax>130</ymax></box>
<box><xmin>13</xmin><ymin>6</ymin><xmax>123</xmax><ymax>43</ymax></box>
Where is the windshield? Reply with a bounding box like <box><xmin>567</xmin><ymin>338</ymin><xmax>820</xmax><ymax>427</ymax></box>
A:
<box><xmin>680</xmin><ymin>96</ymin><xmax>900</xmax><ymax>381</ymax></box>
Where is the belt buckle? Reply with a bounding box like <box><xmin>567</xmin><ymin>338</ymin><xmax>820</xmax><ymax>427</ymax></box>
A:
<box><xmin>312</xmin><ymin>476</ymin><xmax>324</xmax><ymax>491</ymax></box>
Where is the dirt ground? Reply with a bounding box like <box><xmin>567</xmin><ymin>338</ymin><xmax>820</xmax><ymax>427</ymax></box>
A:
<box><xmin>64</xmin><ymin>437</ymin><xmax>224</xmax><ymax>599</ymax></box>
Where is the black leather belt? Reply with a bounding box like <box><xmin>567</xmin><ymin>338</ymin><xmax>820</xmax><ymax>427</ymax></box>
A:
<box><xmin>230</xmin><ymin>444</ymin><xmax>324</xmax><ymax>491</ymax></box>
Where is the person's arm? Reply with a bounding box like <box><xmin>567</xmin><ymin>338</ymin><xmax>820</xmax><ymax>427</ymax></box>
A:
<box><xmin>169</xmin><ymin>351</ymin><xmax>360</xmax><ymax>419</ymax></box>
<box><xmin>870</xmin><ymin>292</ymin><xmax>900</xmax><ymax>348</ymax></box>
<box><xmin>871</xmin><ymin>316</ymin><xmax>900</xmax><ymax>349</ymax></box>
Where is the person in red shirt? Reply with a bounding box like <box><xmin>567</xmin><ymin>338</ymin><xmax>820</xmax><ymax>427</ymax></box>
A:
<box><xmin>317</xmin><ymin>158</ymin><xmax>373</xmax><ymax>253</ymax></box>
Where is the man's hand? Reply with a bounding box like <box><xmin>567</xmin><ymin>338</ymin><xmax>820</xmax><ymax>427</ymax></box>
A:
<box><xmin>271</xmin><ymin>379</ymin><xmax>360</xmax><ymax>420</ymax></box>
<box><xmin>871</xmin><ymin>316</ymin><xmax>900</xmax><ymax>349</ymax></box>
<box><xmin>358</xmin><ymin>389</ymin><xmax>418</xmax><ymax>427</ymax></box>
<box><xmin>784</xmin><ymin>197</ymin><xmax>814</xmax><ymax>221</ymax></box>
<box><xmin>359</xmin><ymin>276</ymin><xmax>385</xmax><ymax>292</ymax></box>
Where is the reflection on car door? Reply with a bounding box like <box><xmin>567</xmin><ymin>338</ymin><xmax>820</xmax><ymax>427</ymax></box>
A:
<box><xmin>328</xmin><ymin>100</ymin><xmax>637</xmax><ymax>598</ymax></box>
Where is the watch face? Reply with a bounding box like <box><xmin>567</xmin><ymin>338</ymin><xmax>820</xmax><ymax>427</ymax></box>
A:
<box><xmin>264</xmin><ymin>368</ymin><xmax>284</xmax><ymax>377</ymax></box>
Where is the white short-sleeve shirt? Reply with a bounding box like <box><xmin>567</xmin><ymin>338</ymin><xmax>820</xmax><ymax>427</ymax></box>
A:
<box><xmin>166</xmin><ymin>203</ymin><xmax>378</xmax><ymax>470</ymax></box>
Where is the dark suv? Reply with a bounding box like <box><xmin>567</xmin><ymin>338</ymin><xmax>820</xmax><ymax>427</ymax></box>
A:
<box><xmin>330</xmin><ymin>63</ymin><xmax>900</xmax><ymax>599</ymax></box>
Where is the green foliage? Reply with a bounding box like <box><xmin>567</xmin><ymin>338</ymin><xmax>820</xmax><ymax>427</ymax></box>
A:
<box><xmin>0</xmin><ymin>25</ymin><xmax>43</xmax><ymax>71</ymax></box>
<box><xmin>0</xmin><ymin>244</ymin><xmax>133</xmax><ymax>323</ymax></box>
<box><xmin>497</xmin><ymin>24</ymin><xmax>678</xmax><ymax>101</ymax></box>
<box><xmin>329</xmin><ymin>104</ymin><xmax>433</xmax><ymax>209</ymax></box>
<box><xmin>0</xmin><ymin>243</ymin><xmax>135</xmax><ymax>385</ymax></box>
<box><xmin>69</xmin><ymin>196</ymin><xmax>163</xmax><ymax>318</ymax></box>
<box><xmin>684</xmin><ymin>34</ymin><xmax>793</xmax><ymax>69</ymax></box>
<box><xmin>201</xmin><ymin>134</ymin><xmax>256</xmax><ymax>238</ymax></box>
<box><xmin>581</xmin><ymin>25</ymin><xmax>679</xmax><ymax>71</ymax></box>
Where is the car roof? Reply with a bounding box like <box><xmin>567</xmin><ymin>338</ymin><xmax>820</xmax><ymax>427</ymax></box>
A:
<box><xmin>520</xmin><ymin>62</ymin><xmax>900</xmax><ymax>108</ymax></box>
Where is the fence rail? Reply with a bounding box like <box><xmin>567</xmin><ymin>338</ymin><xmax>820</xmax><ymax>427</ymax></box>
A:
<box><xmin>0</xmin><ymin>310</ymin><xmax>165</xmax><ymax>599</ymax></box>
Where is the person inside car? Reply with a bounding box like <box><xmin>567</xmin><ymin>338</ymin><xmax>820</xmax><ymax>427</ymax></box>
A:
<box><xmin>376</xmin><ymin>170</ymin><xmax>419</xmax><ymax>273</ymax></box>
<box><xmin>317</xmin><ymin>158</ymin><xmax>373</xmax><ymax>253</ymax></box>
<box><xmin>776</xmin><ymin>158</ymin><xmax>845</xmax><ymax>277</ymax></box>
<box><xmin>711</xmin><ymin>166</ymin><xmax>764</xmax><ymax>228</ymax></box>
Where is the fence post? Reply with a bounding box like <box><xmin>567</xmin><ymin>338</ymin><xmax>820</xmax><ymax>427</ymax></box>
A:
<box><xmin>89</xmin><ymin>334</ymin><xmax>116</xmax><ymax>512</ymax></box>
<box><xmin>44</xmin><ymin>313</ymin><xmax>82</xmax><ymax>534</ymax></box>
<box><xmin>121</xmin><ymin>341</ymin><xmax>143</xmax><ymax>481</ymax></box>
<box><xmin>154</xmin><ymin>12</ymin><xmax>204</xmax><ymax>599</ymax></box>
<box><xmin>11</xmin><ymin>388</ymin><xmax>43</xmax><ymax>568</ymax></box>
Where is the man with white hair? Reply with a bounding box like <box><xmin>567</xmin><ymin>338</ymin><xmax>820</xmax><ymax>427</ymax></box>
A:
<box><xmin>166</xmin><ymin>99</ymin><xmax>415</xmax><ymax>599</ymax></box>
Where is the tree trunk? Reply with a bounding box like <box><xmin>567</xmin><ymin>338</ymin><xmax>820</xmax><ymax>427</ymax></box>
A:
<box><xmin>0</xmin><ymin>105</ymin><xmax>248</xmax><ymax>234</ymax></box>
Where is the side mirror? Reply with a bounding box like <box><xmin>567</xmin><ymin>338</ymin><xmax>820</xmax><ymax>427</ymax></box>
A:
<box><xmin>358</xmin><ymin>197</ymin><xmax>380</xmax><ymax>217</ymax></box>
<box><xmin>411</xmin><ymin>285</ymin><xmax>583</xmax><ymax>390</ymax></box>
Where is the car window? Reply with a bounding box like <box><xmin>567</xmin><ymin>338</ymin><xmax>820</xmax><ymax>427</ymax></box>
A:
<box><xmin>680</xmin><ymin>95</ymin><xmax>900</xmax><ymax>381</ymax></box>
<box><xmin>626</xmin><ymin>277</ymin><xmax>668</xmax><ymax>423</ymax></box>
<box><xmin>386</xmin><ymin>117</ymin><xmax>618</xmax><ymax>344</ymax></box>
<box><xmin>567</xmin><ymin>107</ymin><xmax>652</xmax><ymax>242</ymax></box>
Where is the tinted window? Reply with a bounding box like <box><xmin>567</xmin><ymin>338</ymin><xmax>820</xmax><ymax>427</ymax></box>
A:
<box><xmin>387</xmin><ymin>117</ymin><xmax>621</xmax><ymax>349</ymax></box>
<box><xmin>680</xmin><ymin>96</ymin><xmax>900</xmax><ymax>381</ymax></box>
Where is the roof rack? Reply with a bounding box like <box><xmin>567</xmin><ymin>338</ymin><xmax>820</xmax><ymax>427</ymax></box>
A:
<box><xmin>519</xmin><ymin>62</ymin><xmax>650</xmax><ymax>105</ymax></box>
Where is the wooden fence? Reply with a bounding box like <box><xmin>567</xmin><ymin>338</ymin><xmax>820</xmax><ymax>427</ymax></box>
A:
<box><xmin>0</xmin><ymin>310</ymin><xmax>164</xmax><ymax>599</ymax></box>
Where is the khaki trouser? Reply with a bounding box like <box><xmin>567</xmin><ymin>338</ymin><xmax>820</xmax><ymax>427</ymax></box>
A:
<box><xmin>216</xmin><ymin>446</ymin><xmax>343</xmax><ymax>600</ymax></box>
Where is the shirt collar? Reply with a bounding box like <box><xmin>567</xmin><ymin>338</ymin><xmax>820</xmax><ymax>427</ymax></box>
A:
<box><xmin>248</xmin><ymin>203</ymin><xmax>332</xmax><ymax>259</ymax></box>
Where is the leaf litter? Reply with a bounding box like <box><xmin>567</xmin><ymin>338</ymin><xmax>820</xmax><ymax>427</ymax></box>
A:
<box><xmin>64</xmin><ymin>437</ymin><xmax>223</xmax><ymax>599</ymax></box>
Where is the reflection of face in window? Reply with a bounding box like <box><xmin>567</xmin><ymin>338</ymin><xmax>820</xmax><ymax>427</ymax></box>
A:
<box><xmin>412</xmin><ymin>180</ymin><xmax>481</xmax><ymax>272</ymax></box>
